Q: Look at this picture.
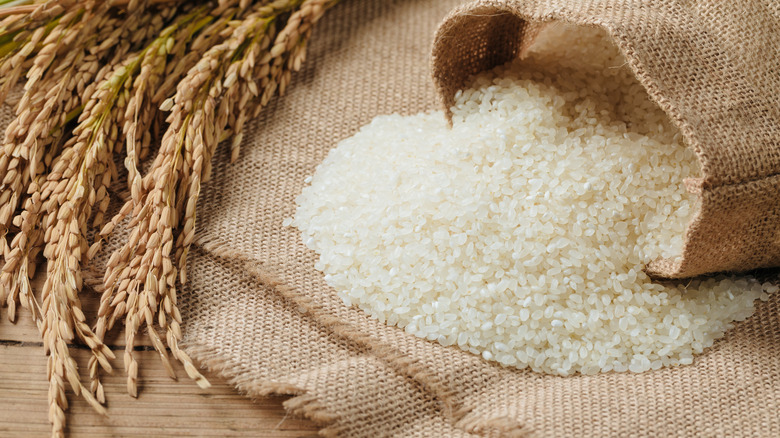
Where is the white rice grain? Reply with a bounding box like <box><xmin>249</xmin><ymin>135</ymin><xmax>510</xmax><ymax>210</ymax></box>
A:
<box><xmin>291</xmin><ymin>25</ymin><xmax>774</xmax><ymax>375</ymax></box>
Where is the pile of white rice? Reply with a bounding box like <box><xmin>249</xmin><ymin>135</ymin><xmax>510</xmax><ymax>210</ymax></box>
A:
<box><xmin>289</xmin><ymin>26</ymin><xmax>775</xmax><ymax>375</ymax></box>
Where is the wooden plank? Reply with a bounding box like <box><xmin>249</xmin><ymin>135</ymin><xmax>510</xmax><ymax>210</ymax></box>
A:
<box><xmin>0</xmin><ymin>273</ymin><xmax>155</xmax><ymax>347</ymax></box>
<box><xmin>0</xmin><ymin>274</ymin><xmax>320</xmax><ymax>437</ymax></box>
<box><xmin>0</xmin><ymin>344</ymin><xmax>320</xmax><ymax>437</ymax></box>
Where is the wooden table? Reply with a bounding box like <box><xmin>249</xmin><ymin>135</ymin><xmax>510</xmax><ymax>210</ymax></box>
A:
<box><xmin>0</xmin><ymin>275</ymin><xmax>319</xmax><ymax>437</ymax></box>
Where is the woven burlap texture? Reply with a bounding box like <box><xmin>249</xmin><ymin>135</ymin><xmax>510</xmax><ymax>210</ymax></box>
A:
<box><xmin>175</xmin><ymin>0</ymin><xmax>780</xmax><ymax>436</ymax></box>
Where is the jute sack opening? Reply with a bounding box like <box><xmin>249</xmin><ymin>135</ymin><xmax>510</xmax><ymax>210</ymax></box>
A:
<box><xmin>432</xmin><ymin>0</ymin><xmax>780</xmax><ymax>279</ymax></box>
<box><xmin>180</xmin><ymin>1</ymin><xmax>779</xmax><ymax>436</ymax></box>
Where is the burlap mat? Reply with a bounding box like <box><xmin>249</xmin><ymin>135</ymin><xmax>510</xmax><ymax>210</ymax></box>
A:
<box><xmin>184</xmin><ymin>0</ymin><xmax>780</xmax><ymax>436</ymax></box>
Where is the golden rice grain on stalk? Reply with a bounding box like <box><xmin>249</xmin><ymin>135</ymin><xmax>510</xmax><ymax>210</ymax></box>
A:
<box><xmin>0</xmin><ymin>0</ymin><xmax>339</xmax><ymax>435</ymax></box>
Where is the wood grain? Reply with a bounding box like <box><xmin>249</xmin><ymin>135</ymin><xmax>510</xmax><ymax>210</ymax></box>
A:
<box><xmin>0</xmin><ymin>274</ymin><xmax>320</xmax><ymax>437</ymax></box>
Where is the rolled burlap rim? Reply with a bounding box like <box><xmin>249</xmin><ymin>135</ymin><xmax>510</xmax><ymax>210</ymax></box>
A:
<box><xmin>431</xmin><ymin>0</ymin><xmax>780</xmax><ymax>279</ymax></box>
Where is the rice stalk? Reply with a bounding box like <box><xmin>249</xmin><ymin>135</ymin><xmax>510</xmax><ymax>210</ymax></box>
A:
<box><xmin>97</xmin><ymin>0</ymin><xmax>338</xmax><ymax>398</ymax></box>
<box><xmin>0</xmin><ymin>0</ymin><xmax>338</xmax><ymax>435</ymax></box>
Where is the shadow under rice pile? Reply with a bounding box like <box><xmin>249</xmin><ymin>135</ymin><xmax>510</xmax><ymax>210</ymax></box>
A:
<box><xmin>290</xmin><ymin>25</ymin><xmax>777</xmax><ymax>376</ymax></box>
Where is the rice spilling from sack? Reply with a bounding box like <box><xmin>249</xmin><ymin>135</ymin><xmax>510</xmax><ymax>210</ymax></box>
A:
<box><xmin>290</xmin><ymin>26</ymin><xmax>775</xmax><ymax>375</ymax></box>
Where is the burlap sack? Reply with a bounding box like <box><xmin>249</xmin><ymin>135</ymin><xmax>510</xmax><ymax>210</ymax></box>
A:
<box><xmin>180</xmin><ymin>0</ymin><xmax>780</xmax><ymax>436</ymax></box>
<box><xmin>431</xmin><ymin>0</ymin><xmax>780</xmax><ymax>279</ymax></box>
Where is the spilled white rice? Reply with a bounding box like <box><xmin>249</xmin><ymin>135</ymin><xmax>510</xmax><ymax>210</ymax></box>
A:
<box><xmin>289</xmin><ymin>26</ymin><xmax>776</xmax><ymax>375</ymax></box>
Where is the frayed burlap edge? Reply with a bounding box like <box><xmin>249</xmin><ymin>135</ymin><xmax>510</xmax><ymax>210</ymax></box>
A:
<box><xmin>182</xmin><ymin>342</ymin><xmax>344</xmax><ymax>437</ymax></box>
